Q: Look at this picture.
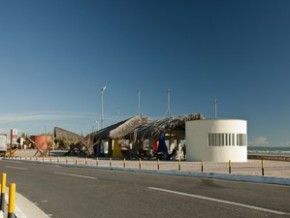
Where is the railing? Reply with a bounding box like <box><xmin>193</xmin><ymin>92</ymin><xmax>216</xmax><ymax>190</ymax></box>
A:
<box><xmin>5</xmin><ymin>156</ymin><xmax>289</xmax><ymax>178</ymax></box>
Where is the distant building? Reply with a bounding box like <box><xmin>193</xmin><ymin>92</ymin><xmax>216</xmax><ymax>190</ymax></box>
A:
<box><xmin>186</xmin><ymin>119</ymin><xmax>247</xmax><ymax>162</ymax></box>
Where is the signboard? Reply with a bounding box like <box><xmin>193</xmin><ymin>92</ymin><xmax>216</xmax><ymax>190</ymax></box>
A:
<box><xmin>0</xmin><ymin>134</ymin><xmax>7</xmax><ymax>151</ymax></box>
<box><xmin>11</xmin><ymin>129</ymin><xmax>18</xmax><ymax>145</ymax></box>
<box><xmin>11</xmin><ymin>129</ymin><xmax>17</xmax><ymax>138</ymax></box>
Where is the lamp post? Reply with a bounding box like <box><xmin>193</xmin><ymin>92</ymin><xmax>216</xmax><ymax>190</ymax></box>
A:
<box><xmin>213</xmin><ymin>98</ymin><xmax>218</xmax><ymax>119</ymax></box>
<box><xmin>95</xmin><ymin>121</ymin><xmax>100</xmax><ymax>131</ymax></box>
<box><xmin>100</xmin><ymin>86</ymin><xmax>106</xmax><ymax>129</ymax></box>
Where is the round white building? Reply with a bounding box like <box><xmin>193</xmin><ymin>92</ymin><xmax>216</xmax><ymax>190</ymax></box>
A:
<box><xmin>186</xmin><ymin>119</ymin><xmax>247</xmax><ymax>162</ymax></box>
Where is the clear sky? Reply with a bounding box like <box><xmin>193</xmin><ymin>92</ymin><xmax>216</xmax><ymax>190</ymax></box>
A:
<box><xmin>1</xmin><ymin>0</ymin><xmax>290</xmax><ymax>146</ymax></box>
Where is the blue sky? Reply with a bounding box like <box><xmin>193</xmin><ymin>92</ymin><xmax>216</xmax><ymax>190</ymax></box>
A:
<box><xmin>1</xmin><ymin>0</ymin><xmax>290</xmax><ymax>146</ymax></box>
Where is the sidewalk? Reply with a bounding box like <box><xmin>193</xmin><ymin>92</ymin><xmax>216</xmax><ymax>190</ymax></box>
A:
<box><xmin>0</xmin><ymin>185</ymin><xmax>49</xmax><ymax>218</ymax></box>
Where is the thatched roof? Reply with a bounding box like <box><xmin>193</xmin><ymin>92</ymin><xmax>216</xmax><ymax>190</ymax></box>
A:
<box><xmin>109</xmin><ymin>115</ymin><xmax>152</xmax><ymax>139</ymax></box>
<box><xmin>53</xmin><ymin>117</ymin><xmax>137</xmax><ymax>144</ymax></box>
<box><xmin>54</xmin><ymin>127</ymin><xmax>94</xmax><ymax>156</ymax></box>
<box><xmin>54</xmin><ymin>127</ymin><xmax>84</xmax><ymax>144</ymax></box>
<box><xmin>54</xmin><ymin>113</ymin><xmax>204</xmax><ymax>143</ymax></box>
<box><xmin>125</xmin><ymin>113</ymin><xmax>204</xmax><ymax>140</ymax></box>
<box><xmin>87</xmin><ymin>117</ymin><xmax>132</xmax><ymax>141</ymax></box>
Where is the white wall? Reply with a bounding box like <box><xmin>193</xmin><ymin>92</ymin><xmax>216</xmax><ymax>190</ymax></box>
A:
<box><xmin>186</xmin><ymin>119</ymin><xmax>247</xmax><ymax>162</ymax></box>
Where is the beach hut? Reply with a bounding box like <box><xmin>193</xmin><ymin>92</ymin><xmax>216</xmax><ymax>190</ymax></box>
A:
<box><xmin>54</xmin><ymin>127</ymin><xmax>91</xmax><ymax>156</ymax></box>
<box><xmin>113</xmin><ymin>113</ymin><xmax>204</xmax><ymax>159</ymax></box>
<box><xmin>88</xmin><ymin>116</ymin><xmax>152</xmax><ymax>158</ymax></box>
<box><xmin>108</xmin><ymin>115</ymin><xmax>153</xmax><ymax>158</ymax></box>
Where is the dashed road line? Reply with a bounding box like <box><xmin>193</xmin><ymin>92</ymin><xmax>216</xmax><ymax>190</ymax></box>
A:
<box><xmin>5</xmin><ymin>166</ymin><xmax>28</xmax><ymax>171</ymax></box>
<box><xmin>54</xmin><ymin>172</ymin><xmax>97</xmax><ymax>180</ymax></box>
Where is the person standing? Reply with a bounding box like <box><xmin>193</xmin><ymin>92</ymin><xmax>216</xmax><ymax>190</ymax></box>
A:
<box><xmin>182</xmin><ymin>144</ymin><xmax>186</xmax><ymax>160</ymax></box>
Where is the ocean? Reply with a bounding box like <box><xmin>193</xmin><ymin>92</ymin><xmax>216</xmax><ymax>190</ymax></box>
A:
<box><xmin>248</xmin><ymin>146</ymin><xmax>290</xmax><ymax>156</ymax></box>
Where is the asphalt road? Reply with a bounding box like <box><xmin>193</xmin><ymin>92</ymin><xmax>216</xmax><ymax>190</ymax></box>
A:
<box><xmin>1</xmin><ymin>160</ymin><xmax>290</xmax><ymax>218</ymax></box>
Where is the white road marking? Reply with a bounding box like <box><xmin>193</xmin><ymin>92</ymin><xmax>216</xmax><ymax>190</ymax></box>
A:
<box><xmin>5</xmin><ymin>166</ymin><xmax>28</xmax><ymax>170</ymax></box>
<box><xmin>54</xmin><ymin>172</ymin><xmax>97</xmax><ymax>180</ymax></box>
<box><xmin>148</xmin><ymin>187</ymin><xmax>288</xmax><ymax>215</ymax></box>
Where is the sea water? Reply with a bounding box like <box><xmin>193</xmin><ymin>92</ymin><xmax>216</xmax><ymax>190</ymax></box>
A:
<box><xmin>248</xmin><ymin>146</ymin><xmax>290</xmax><ymax>155</ymax></box>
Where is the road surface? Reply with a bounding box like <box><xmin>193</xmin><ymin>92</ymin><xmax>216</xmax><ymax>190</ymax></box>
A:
<box><xmin>0</xmin><ymin>160</ymin><xmax>289</xmax><ymax>218</ymax></box>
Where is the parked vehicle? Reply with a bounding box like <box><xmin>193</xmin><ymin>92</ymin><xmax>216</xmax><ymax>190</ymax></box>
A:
<box><xmin>0</xmin><ymin>134</ymin><xmax>7</xmax><ymax>156</ymax></box>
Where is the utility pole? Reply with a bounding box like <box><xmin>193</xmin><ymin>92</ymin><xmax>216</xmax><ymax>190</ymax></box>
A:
<box><xmin>100</xmin><ymin>86</ymin><xmax>106</xmax><ymax>129</ymax></box>
<box><xmin>137</xmin><ymin>88</ymin><xmax>142</xmax><ymax>116</ymax></box>
<box><xmin>213</xmin><ymin>97</ymin><xmax>218</xmax><ymax>119</ymax></box>
<box><xmin>164</xmin><ymin>88</ymin><xmax>173</xmax><ymax>118</ymax></box>
<box><xmin>117</xmin><ymin>107</ymin><xmax>120</xmax><ymax>121</ymax></box>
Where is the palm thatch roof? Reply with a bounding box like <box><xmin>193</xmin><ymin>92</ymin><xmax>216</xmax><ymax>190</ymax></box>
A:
<box><xmin>54</xmin><ymin>127</ymin><xmax>99</xmax><ymax>157</ymax></box>
<box><xmin>54</xmin><ymin>127</ymin><xmax>84</xmax><ymax>144</ymax></box>
<box><xmin>109</xmin><ymin>115</ymin><xmax>153</xmax><ymax>139</ymax></box>
<box><xmin>54</xmin><ymin>113</ymin><xmax>204</xmax><ymax>146</ymax></box>
<box><xmin>125</xmin><ymin>113</ymin><xmax>204</xmax><ymax>140</ymax></box>
<box><xmin>87</xmin><ymin>117</ymin><xmax>133</xmax><ymax>141</ymax></box>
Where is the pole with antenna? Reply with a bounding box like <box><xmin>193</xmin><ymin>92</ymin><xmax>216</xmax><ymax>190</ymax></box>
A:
<box><xmin>100</xmin><ymin>86</ymin><xmax>106</xmax><ymax>129</ymax></box>
<box><xmin>164</xmin><ymin>88</ymin><xmax>173</xmax><ymax>118</ymax></box>
<box><xmin>213</xmin><ymin>97</ymin><xmax>218</xmax><ymax>119</ymax></box>
<box><xmin>117</xmin><ymin>107</ymin><xmax>120</xmax><ymax>121</ymax></box>
<box><xmin>137</xmin><ymin>88</ymin><xmax>142</xmax><ymax>116</ymax></box>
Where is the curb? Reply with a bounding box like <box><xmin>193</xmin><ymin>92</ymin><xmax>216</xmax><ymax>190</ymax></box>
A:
<box><xmin>4</xmin><ymin>187</ymin><xmax>48</xmax><ymax>218</ymax></box>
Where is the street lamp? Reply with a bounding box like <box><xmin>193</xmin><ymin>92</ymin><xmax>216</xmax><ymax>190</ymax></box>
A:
<box><xmin>100</xmin><ymin>86</ymin><xmax>106</xmax><ymax>129</ymax></box>
<box><xmin>95</xmin><ymin>121</ymin><xmax>100</xmax><ymax>131</ymax></box>
<box><xmin>213</xmin><ymin>97</ymin><xmax>218</xmax><ymax>119</ymax></box>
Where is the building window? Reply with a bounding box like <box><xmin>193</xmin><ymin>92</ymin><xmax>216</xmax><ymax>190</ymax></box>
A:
<box><xmin>236</xmin><ymin>134</ymin><xmax>247</xmax><ymax>146</ymax></box>
<box><xmin>209</xmin><ymin>133</ymin><xmax>247</xmax><ymax>146</ymax></box>
<box><xmin>232</xmin><ymin>133</ymin><xmax>235</xmax><ymax>145</ymax></box>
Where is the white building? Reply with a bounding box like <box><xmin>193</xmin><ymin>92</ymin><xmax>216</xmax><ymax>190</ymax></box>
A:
<box><xmin>186</xmin><ymin>119</ymin><xmax>247</xmax><ymax>162</ymax></box>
